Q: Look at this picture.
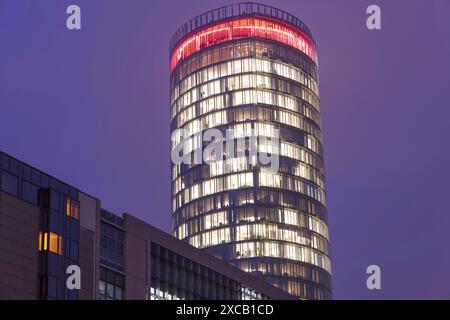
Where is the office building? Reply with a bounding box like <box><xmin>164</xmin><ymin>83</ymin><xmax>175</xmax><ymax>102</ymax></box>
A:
<box><xmin>170</xmin><ymin>3</ymin><xmax>331</xmax><ymax>299</ymax></box>
<box><xmin>0</xmin><ymin>150</ymin><xmax>293</xmax><ymax>300</ymax></box>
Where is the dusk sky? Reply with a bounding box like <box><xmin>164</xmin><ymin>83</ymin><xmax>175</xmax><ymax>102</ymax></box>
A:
<box><xmin>1</xmin><ymin>0</ymin><xmax>450</xmax><ymax>299</ymax></box>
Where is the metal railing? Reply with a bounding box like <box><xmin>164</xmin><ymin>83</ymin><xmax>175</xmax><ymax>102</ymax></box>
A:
<box><xmin>169</xmin><ymin>2</ymin><xmax>314</xmax><ymax>52</ymax></box>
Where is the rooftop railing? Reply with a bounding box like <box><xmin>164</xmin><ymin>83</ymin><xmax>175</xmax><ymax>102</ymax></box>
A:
<box><xmin>169</xmin><ymin>2</ymin><xmax>314</xmax><ymax>52</ymax></box>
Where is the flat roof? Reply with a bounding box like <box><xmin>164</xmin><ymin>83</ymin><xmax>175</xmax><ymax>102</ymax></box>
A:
<box><xmin>124</xmin><ymin>213</ymin><xmax>296</xmax><ymax>300</ymax></box>
<box><xmin>0</xmin><ymin>150</ymin><xmax>99</xmax><ymax>201</ymax></box>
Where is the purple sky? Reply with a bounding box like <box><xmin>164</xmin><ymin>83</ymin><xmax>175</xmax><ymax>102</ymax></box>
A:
<box><xmin>1</xmin><ymin>0</ymin><xmax>450</xmax><ymax>299</ymax></box>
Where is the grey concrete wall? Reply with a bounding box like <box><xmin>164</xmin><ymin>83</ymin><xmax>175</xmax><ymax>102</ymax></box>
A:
<box><xmin>124</xmin><ymin>230</ymin><xmax>147</xmax><ymax>299</ymax></box>
<box><xmin>0</xmin><ymin>191</ymin><xmax>39</xmax><ymax>299</ymax></box>
<box><xmin>78</xmin><ymin>192</ymin><xmax>101</xmax><ymax>300</ymax></box>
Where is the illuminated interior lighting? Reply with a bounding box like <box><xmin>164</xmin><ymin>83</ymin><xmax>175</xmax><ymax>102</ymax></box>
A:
<box><xmin>170</xmin><ymin>17</ymin><xmax>317</xmax><ymax>71</ymax></box>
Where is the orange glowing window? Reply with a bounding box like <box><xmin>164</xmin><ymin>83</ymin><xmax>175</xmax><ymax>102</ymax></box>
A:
<box><xmin>49</xmin><ymin>232</ymin><xmax>59</xmax><ymax>254</ymax></box>
<box><xmin>72</xmin><ymin>200</ymin><xmax>79</xmax><ymax>220</ymax></box>
<box><xmin>170</xmin><ymin>17</ymin><xmax>317</xmax><ymax>72</ymax></box>
<box><xmin>38</xmin><ymin>231</ymin><xmax>46</xmax><ymax>251</ymax></box>
<box><xmin>38</xmin><ymin>232</ymin><xmax>63</xmax><ymax>256</ymax></box>
<box><xmin>66</xmin><ymin>197</ymin><xmax>71</xmax><ymax>216</ymax></box>
<box><xmin>58</xmin><ymin>235</ymin><xmax>63</xmax><ymax>255</ymax></box>
<box><xmin>66</xmin><ymin>197</ymin><xmax>80</xmax><ymax>220</ymax></box>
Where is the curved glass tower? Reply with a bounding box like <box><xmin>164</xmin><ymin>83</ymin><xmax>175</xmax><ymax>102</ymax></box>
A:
<box><xmin>170</xmin><ymin>3</ymin><xmax>331</xmax><ymax>299</ymax></box>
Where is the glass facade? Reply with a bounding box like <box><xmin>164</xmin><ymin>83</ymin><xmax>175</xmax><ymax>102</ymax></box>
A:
<box><xmin>170</xmin><ymin>4</ymin><xmax>331</xmax><ymax>300</ymax></box>
<box><xmin>99</xmin><ymin>210</ymin><xmax>125</xmax><ymax>300</ymax></box>
<box><xmin>148</xmin><ymin>242</ymin><xmax>268</xmax><ymax>300</ymax></box>
<box><xmin>38</xmin><ymin>189</ymin><xmax>80</xmax><ymax>299</ymax></box>
<box><xmin>99</xmin><ymin>267</ymin><xmax>125</xmax><ymax>300</ymax></box>
<box><xmin>0</xmin><ymin>152</ymin><xmax>80</xmax><ymax>300</ymax></box>
<box><xmin>100</xmin><ymin>210</ymin><xmax>125</xmax><ymax>271</ymax></box>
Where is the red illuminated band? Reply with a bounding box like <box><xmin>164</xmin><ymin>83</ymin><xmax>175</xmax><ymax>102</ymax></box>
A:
<box><xmin>170</xmin><ymin>17</ymin><xmax>317</xmax><ymax>72</ymax></box>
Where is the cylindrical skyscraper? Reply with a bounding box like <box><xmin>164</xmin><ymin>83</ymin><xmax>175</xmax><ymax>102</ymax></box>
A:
<box><xmin>170</xmin><ymin>3</ymin><xmax>331</xmax><ymax>299</ymax></box>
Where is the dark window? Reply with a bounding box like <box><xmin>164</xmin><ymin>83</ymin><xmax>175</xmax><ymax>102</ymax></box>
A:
<box><xmin>47</xmin><ymin>276</ymin><xmax>58</xmax><ymax>298</ymax></box>
<box><xmin>31</xmin><ymin>169</ymin><xmax>41</xmax><ymax>185</ymax></box>
<box><xmin>22</xmin><ymin>180</ymin><xmax>39</xmax><ymax>205</ymax></box>
<box><xmin>68</xmin><ymin>288</ymin><xmax>78</xmax><ymax>300</ymax></box>
<box><xmin>9</xmin><ymin>159</ymin><xmax>19</xmax><ymax>175</ymax></box>
<box><xmin>69</xmin><ymin>219</ymin><xmax>79</xmax><ymax>241</ymax></box>
<box><xmin>49</xmin><ymin>177</ymin><xmax>58</xmax><ymax>192</ymax></box>
<box><xmin>1</xmin><ymin>171</ymin><xmax>18</xmax><ymax>196</ymax></box>
<box><xmin>50</xmin><ymin>190</ymin><xmax>60</xmax><ymax>210</ymax></box>
<box><xmin>49</xmin><ymin>210</ymin><xmax>63</xmax><ymax>234</ymax></box>
<box><xmin>99</xmin><ymin>267</ymin><xmax>124</xmax><ymax>300</ymax></box>
<box><xmin>0</xmin><ymin>154</ymin><xmax>8</xmax><ymax>169</ymax></box>
<box><xmin>101</xmin><ymin>210</ymin><xmax>124</xmax><ymax>227</ymax></box>
<box><xmin>47</xmin><ymin>254</ymin><xmax>61</xmax><ymax>276</ymax></box>
<box><xmin>70</xmin><ymin>241</ymin><xmax>78</xmax><ymax>260</ymax></box>
<box><xmin>41</xmin><ymin>174</ymin><xmax>49</xmax><ymax>188</ymax></box>
<box><xmin>100</xmin><ymin>221</ymin><xmax>124</xmax><ymax>271</ymax></box>
<box><xmin>22</xmin><ymin>165</ymin><xmax>32</xmax><ymax>180</ymax></box>
<box><xmin>68</xmin><ymin>187</ymin><xmax>77</xmax><ymax>200</ymax></box>
<box><xmin>61</xmin><ymin>184</ymin><xmax>69</xmax><ymax>196</ymax></box>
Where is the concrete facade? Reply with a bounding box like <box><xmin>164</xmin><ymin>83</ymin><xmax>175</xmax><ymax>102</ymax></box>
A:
<box><xmin>0</xmin><ymin>192</ymin><xmax>39</xmax><ymax>299</ymax></box>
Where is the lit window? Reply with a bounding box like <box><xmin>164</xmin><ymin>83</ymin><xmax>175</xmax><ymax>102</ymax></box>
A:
<box><xmin>72</xmin><ymin>200</ymin><xmax>79</xmax><ymax>219</ymax></box>
<box><xmin>49</xmin><ymin>232</ymin><xmax>58</xmax><ymax>254</ymax></box>
<box><xmin>66</xmin><ymin>197</ymin><xmax>80</xmax><ymax>220</ymax></box>
<box><xmin>38</xmin><ymin>231</ymin><xmax>47</xmax><ymax>251</ymax></box>
<box><xmin>66</xmin><ymin>197</ymin><xmax>71</xmax><ymax>216</ymax></box>
<box><xmin>38</xmin><ymin>232</ymin><xmax>63</xmax><ymax>255</ymax></box>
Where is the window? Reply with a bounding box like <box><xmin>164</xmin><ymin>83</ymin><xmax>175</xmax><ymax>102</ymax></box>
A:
<box><xmin>50</xmin><ymin>190</ymin><xmax>60</xmax><ymax>210</ymax></box>
<box><xmin>99</xmin><ymin>267</ymin><xmax>124</xmax><ymax>300</ymax></box>
<box><xmin>38</xmin><ymin>232</ymin><xmax>63</xmax><ymax>255</ymax></box>
<box><xmin>49</xmin><ymin>210</ymin><xmax>63</xmax><ymax>234</ymax></box>
<box><xmin>233</xmin><ymin>240</ymin><xmax>331</xmax><ymax>272</ymax></box>
<box><xmin>65</xmin><ymin>197</ymin><xmax>80</xmax><ymax>219</ymax></box>
<box><xmin>100</xmin><ymin>222</ymin><xmax>124</xmax><ymax>271</ymax></box>
<box><xmin>1</xmin><ymin>171</ymin><xmax>18</xmax><ymax>196</ymax></box>
<box><xmin>22</xmin><ymin>180</ymin><xmax>39</xmax><ymax>205</ymax></box>
<box><xmin>47</xmin><ymin>275</ymin><xmax>59</xmax><ymax>297</ymax></box>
